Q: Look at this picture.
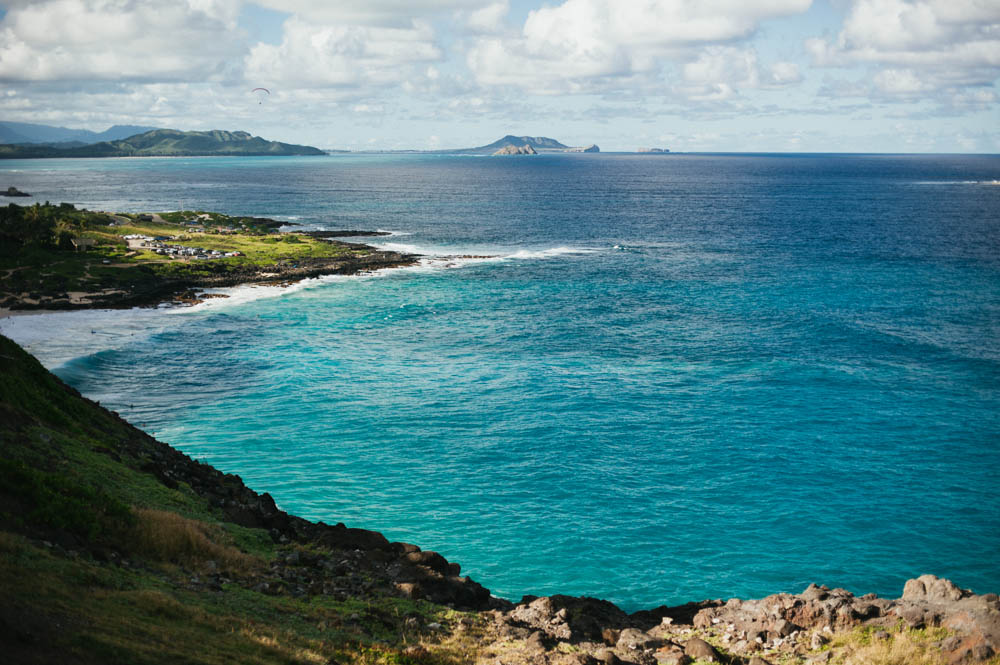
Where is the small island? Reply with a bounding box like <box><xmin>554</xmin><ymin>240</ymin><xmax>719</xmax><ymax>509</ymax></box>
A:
<box><xmin>0</xmin><ymin>202</ymin><xmax>414</xmax><ymax>310</ymax></box>
<box><xmin>2</xmin><ymin>186</ymin><xmax>30</xmax><ymax>196</ymax></box>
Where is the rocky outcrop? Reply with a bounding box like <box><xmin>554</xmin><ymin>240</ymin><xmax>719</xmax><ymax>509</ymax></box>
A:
<box><xmin>483</xmin><ymin>577</ymin><xmax>1000</xmax><ymax>664</ymax></box>
<box><xmin>3</xmin><ymin>186</ymin><xmax>30</xmax><ymax>196</ymax></box>
<box><xmin>4</xmin><ymin>248</ymin><xmax>418</xmax><ymax>311</ymax></box>
<box><xmin>494</xmin><ymin>144</ymin><xmax>537</xmax><ymax>155</ymax></box>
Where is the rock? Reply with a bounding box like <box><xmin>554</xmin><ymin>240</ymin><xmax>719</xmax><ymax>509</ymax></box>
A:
<box><xmin>3</xmin><ymin>186</ymin><xmax>30</xmax><ymax>197</ymax></box>
<box><xmin>505</xmin><ymin>595</ymin><xmax>630</xmax><ymax>643</ymax></box>
<box><xmin>810</xmin><ymin>632</ymin><xmax>828</xmax><ymax>650</ymax></box>
<box><xmin>616</xmin><ymin>627</ymin><xmax>664</xmax><ymax>651</ymax></box>
<box><xmin>895</xmin><ymin>605</ymin><xmax>928</xmax><ymax>628</ymax></box>
<box><xmin>683</xmin><ymin>637</ymin><xmax>719</xmax><ymax>662</ymax></box>
<box><xmin>396</xmin><ymin>582</ymin><xmax>423</xmax><ymax>599</ymax></box>
<box><xmin>404</xmin><ymin>550</ymin><xmax>452</xmax><ymax>576</ymax></box>
<box><xmin>771</xmin><ymin>618</ymin><xmax>798</xmax><ymax>637</ymax></box>
<box><xmin>801</xmin><ymin>584</ymin><xmax>829</xmax><ymax>602</ymax></box>
<box><xmin>526</xmin><ymin>630</ymin><xmax>548</xmax><ymax>651</ymax></box>
<box><xmin>653</xmin><ymin>645</ymin><xmax>690</xmax><ymax>665</ymax></box>
<box><xmin>594</xmin><ymin>648</ymin><xmax>625</xmax><ymax>665</ymax></box>
<box><xmin>902</xmin><ymin>575</ymin><xmax>969</xmax><ymax>602</ymax></box>
<box><xmin>748</xmin><ymin>657</ymin><xmax>772</xmax><ymax>665</ymax></box>
<box><xmin>493</xmin><ymin>144</ymin><xmax>537</xmax><ymax>155</ymax></box>
<box><xmin>602</xmin><ymin>628</ymin><xmax>621</xmax><ymax>645</ymax></box>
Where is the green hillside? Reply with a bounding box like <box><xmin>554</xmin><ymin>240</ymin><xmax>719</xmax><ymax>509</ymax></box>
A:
<box><xmin>0</xmin><ymin>129</ymin><xmax>325</xmax><ymax>158</ymax></box>
<box><xmin>0</xmin><ymin>333</ymin><xmax>487</xmax><ymax>664</ymax></box>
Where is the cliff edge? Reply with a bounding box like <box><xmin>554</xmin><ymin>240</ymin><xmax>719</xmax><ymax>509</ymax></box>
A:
<box><xmin>0</xmin><ymin>333</ymin><xmax>996</xmax><ymax>664</ymax></box>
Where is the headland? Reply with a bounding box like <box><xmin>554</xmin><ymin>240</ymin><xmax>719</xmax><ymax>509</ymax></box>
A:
<box><xmin>0</xmin><ymin>202</ymin><xmax>416</xmax><ymax>311</ymax></box>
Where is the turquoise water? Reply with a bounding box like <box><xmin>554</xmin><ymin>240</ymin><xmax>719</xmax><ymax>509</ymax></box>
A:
<box><xmin>3</xmin><ymin>153</ymin><xmax>999</xmax><ymax>610</ymax></box>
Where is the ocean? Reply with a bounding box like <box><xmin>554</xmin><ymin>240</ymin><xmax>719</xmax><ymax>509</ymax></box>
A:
<box><xmin>2</xmin><ymin>152</ymin><xmax>999</xmax><ymax>611</ymax></box>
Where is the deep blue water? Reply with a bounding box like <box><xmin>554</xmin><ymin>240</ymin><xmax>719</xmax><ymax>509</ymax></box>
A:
<box><xmin>3</xmin><ymin>153</ymin><xmax>999</xmax><ymax>610</ymax></box>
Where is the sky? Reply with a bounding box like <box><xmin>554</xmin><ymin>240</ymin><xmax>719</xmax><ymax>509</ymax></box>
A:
<box><xmin>0</xmin><ymin>0</ymin><xmax>998</xmax><ymax>152</ymax></box>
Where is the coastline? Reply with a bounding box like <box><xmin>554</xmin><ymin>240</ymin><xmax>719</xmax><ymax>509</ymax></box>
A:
<box><xmin>0</xmin><ymin>202</ymin><xmax>421</xmax><ymax>313</ymax></box>
<box><xmin>0</xmin><ymin>331</ymin><xmax>997</xmax><ymax>665</ymax></box>
<box><xmin>3</xmin><ymin>245</ymin><xmax>419</xmax><ymax>312</ymax></box>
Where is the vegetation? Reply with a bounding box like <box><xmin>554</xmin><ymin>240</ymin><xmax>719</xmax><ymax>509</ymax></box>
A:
<box><xmin>0</xmin><ymin>202</ymin><xmax>384</xmax><ymax>309</ymax></box>
<box><xmin>0</xmin><ymin>333</ymin><xmax>479</xmax><ymax>664</ymax></box>
<box><xmin>0</xmin><ymin>129</ymin><xmax>326</xmax><ymax>158</ymax></box>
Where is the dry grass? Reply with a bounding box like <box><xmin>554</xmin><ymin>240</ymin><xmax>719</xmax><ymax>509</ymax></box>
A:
<box><xmin>130</xmin><ymin>508</ymin><xmax>262</xmax><ymax>574</ymax></box>
<box><xmin>833</xmin><ymin>628</ymin><xmax>948</xmax><ymax>665</ymax></box>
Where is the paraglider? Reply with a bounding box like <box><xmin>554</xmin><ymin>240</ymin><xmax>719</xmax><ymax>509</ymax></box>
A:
<box><xmin>252</xmin><ymin>87</ymin><xmax>270</xmax><ymax>104</ymax></box>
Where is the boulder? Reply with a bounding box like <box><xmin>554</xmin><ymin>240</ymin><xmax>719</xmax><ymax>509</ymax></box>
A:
<box><xmin>683</xmin><ymin>637</ymin><xmax>719</xmax><ymax>662</ymax></box>
<box><xmin>902</xmin><ymin>575</ymin><xmax>970</xmax><ymax>602</ymax></box>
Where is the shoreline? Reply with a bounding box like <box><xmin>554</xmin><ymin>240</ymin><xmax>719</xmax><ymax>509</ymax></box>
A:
<box><xmin>0</xmin><ymin>201</ymin><xmax>421</xmax><ymax>313</ymax></box>
<box><xmin>1</xmin><ymin>331</ymin><xmax>997</xmax><ymax>664</ymax></box>
<box><xmin>3</xmin><ymin>246</ymin><xmax>419</xmax><ymax>313</ymax></box>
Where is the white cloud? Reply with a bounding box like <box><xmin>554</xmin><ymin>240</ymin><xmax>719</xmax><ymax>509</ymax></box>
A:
<box><xmin>807</xmin><ymin>0</ymin><xmax>1000</xmax><ymax>106</ymax></box>
<box><xmin>245</xmin><ymin>16</ymin><xmax>442</xmax><ymax>92</ymax></box>
<box><xmin>461</xmin><ymin>1</ymin><xmax>510</xmax><ymax>34</ymax></box>
<box><xmin>249</xmin><ymin>0</ymin><xmax>493</xmax><ymax>27</ymax></box>
<box><xmin>466</xmin><ymin>0</ymin><xmax>811</xmax><ymax>94</ymax></box>
<box><xmin>0</xmin><ymin>0</ymin><xmax>243</xmax><ymax>82</ymax></box>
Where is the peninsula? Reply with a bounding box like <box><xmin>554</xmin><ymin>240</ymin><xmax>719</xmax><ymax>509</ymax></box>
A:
<box><xmin>0</xmin><ymin>129</ymin><xmax>325</xmax><ymax>158</ymax></box>
<box><xmin>0</xmin><ymin>202</ymin><xmax>413</xmax><ymax>310</ymax></box>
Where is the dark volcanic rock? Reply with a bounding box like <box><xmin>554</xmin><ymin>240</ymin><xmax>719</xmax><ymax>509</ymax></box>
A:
<box><xmin>3</xmin><ymin>186</ymin><xmax>29</xmax><ymax>196</ymax></box>
<box><xmin>506</xmin><ymin>595</ymin><xmax>631</xmax><ymax>643</ymax></box>
<box><xmin>305</xmin><ymin>230</ymin><xmax>392</xmax><ymax>238</ymax></box>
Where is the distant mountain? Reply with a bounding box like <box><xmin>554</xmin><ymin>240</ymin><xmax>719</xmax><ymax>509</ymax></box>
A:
<box><xmin>475</xmin><ymin>135</ymin><xmax>571</xmax><ymax>151</ymax></box>
<box><xmin>0</xmin><ymin>129</ymin><xmax>325</xmax><ymax>158</ymax></box>
<box><xmin>0</xmin><ymin>121</ymin><xmax>159</xmax><ymax>145</ymax></box>
<box><xmin>434</xmin><ymin>135</ymin><xmax>599</xmax><ymax>154</ymax></box>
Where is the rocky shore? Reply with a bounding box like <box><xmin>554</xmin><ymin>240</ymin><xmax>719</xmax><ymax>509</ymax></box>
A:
<box><xmin>6</xmin><ymin>244</ymin><xmax>417</xmax><ymax>311</ymax></box>
<box><xmin>105</xmin><ymin>391</ymin><xmax>999</xmax><ymax>664</ymax></box>
<box><xmin>0</xmin><ymin>330</ymin><xmax>997</xmax><ymax>664</ymax></box>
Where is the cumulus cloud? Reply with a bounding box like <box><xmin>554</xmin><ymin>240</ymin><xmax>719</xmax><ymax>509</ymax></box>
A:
<box><xmin>466</xmin><ymin>0</ymin><xmax>811</xmax><ymax>95</ymax></box>
<box><xmin>461</xmin><ymin>1</ymin><xmax>510</xmax><ymax>34</ymax></box>
<box><xmin>807</xmin><ymin>0</ymin><xmax>1000</xmax><ymax>106</ymax></box>
<box><xmin>0</xmin><ymin>0</ymin><xmax>244</xmax><ymax>82</ymax></box>
<box><xmin>245</xmin><ymin>16</ymin><xmax>442</xmax><ymax>93</ymax></box>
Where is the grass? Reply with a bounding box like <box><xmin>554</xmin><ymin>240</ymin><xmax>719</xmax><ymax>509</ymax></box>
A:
<box><xmin>130</xmin><ymin>508</ymin><xmax>263</xmax><ymax>574</ymax></box>
<box><xmin>0</xmin><ymin>531</ymin><xmax>474</xmax><ymax>665</ymax></box>
<box><xmin>0</xmin><ymin>204</ymin><xmax>371</xmax><ymax>307</ymax></box>
<box><xmin>0</xmin><ymin>333</ymin><xmax>476</xmax><ymax>663</ymax></box>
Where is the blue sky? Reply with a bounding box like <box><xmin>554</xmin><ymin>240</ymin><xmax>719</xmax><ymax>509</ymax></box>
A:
<box><xmin>0</xmin><ymin>0</ymin><xmax>997</xmax><ymax>152</ymax></box>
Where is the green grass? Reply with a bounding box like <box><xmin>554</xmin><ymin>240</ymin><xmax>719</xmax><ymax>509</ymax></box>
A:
<box><xmin>0</xmin><ymin>333</ymin><xmax>479</xmax><ymax>664</ymax></box>
<box><xmin>1</xmin><ymin>204</ymin><xmax>373</xmax><ymax>307</ymax></box>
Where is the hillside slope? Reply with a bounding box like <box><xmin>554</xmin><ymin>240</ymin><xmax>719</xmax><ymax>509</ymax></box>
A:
<box><xmin>1</xmin><ymin>332</ymin><xmax>997</xmax><ymax>665</ymax></box>
<box><xmin>0</xmin><ymin>129</ymin><xmax>325</xmax><ymax>158</ymax></box>
<box><xmin>0</xmin><ymin>333</ymin><xmax>493</xmax><ymax>664</ymax></box>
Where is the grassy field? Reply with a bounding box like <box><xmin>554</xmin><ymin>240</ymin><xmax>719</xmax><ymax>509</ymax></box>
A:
<box><xmin>0</xmin><ymin>204</ymin><xmax>380</xmax><ymax>308</ymax></box>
